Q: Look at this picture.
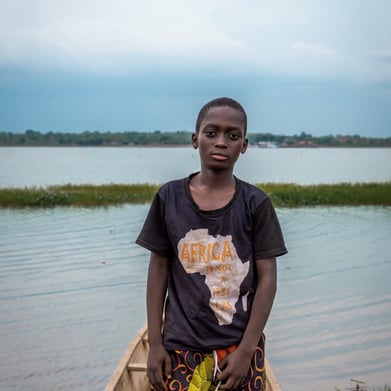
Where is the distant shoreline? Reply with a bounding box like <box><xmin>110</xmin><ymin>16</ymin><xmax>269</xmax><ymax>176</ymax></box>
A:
<box><xmin>1</xmin><ymin>144</ymin><xmax>390</xmax><ymax>148</ymax></box>
<box><xmin>1</xmin><ymin>130</ymin><xmax>390</xmax><ymax>148</ymax></box>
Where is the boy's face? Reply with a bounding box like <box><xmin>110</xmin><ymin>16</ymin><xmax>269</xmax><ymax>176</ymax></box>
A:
<box><xmin>192</xmin><ymin>106</ymin><xmax>248</xmax><ymax>171</ymax></box>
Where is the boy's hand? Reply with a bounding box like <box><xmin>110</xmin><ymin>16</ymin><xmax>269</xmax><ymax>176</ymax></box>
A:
<box><xmin>215</xmin><ymin>349</ymin><xmax>251</xmax><ymax>389</ymax></box>
<box><xmin>147</xmin><ymin>344</ymin><xmax>172</xmax><ymax>391</ymax></box>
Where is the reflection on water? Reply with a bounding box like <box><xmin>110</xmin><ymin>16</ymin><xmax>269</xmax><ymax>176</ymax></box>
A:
<box><xmin>0</xmin><ymin>206</ymin><xmax>390</xmax><ymax>390</ymax></box>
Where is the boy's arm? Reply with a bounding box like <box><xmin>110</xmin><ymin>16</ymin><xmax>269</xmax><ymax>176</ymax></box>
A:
<box><xmin>217</xmin><ymin>257</ymin><xmax>277</xmax><ymax>389</ymax></box>
<box><xmin>146</xmin><ymin>252</ymin><xmax>171</xmax><ymax>391</ymax></box>
<box><xmin>239</xmin><ymin>256</ymin><xmax>277</xmax><ymax>353</ymax></box>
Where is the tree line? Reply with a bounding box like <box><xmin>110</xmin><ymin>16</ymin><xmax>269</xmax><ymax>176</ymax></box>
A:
<box><xmin>0</xmin><ymin>129</ymin><xmax>390</xmax><ymax>147</ymax></box>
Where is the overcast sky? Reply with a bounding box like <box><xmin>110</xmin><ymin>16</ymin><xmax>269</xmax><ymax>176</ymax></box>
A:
<box><xmin>1</xmin><ymin>0</ymin><xmax>390</xmax><ymax>137</ymax></box>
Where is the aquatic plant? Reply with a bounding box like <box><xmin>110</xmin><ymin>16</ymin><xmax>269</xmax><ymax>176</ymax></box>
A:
<box><xmin>334</xmin><ymin>381</ymin><xmax>391</xmax><ymax>391</ymax></box>
<box><xmin>0</xmin><ymin>182</ymin><xmax>390</xmax><ymax>208</ymax></box>
<box><xmin>260</xmin><ymin>182</ymin><xmax>391</xmax><ymax>207</ymax></box>
<box><xmin>0</xmin><ymin>183</ymin><xmax>160</xmax><ymax>208</ymax></box>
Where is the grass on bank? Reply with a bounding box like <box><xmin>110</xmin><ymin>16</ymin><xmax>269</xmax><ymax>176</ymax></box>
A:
<box><xmin>0</xmin><ymin>184</ymin><xmax>160</xmax><ymax>208</ymax></box>
<box><xmin>261</xmin><ymin>182</ymin><xmax>391</xmax><ymax>207</ymax></box>
<box><xmin>0</xmin><ymin>182</ymin><xmax>390</xmax><ymax>208</ymax></box>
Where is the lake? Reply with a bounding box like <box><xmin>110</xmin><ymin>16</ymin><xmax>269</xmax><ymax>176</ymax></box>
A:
<box><xmin>0</xmin><ymin>146</ymin><xmax>390</xmax><ymax>187</ymax></box>
<box><xmin>0</xmin><ymin>147</ymin><xmax>390</xmax><ymax>391</ymax></box>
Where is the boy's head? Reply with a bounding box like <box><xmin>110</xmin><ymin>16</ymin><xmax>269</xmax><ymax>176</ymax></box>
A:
<box><xmin>195</xmin><ymin>97</ymin><xmax>247</xmax><ymax>134</ymax></box>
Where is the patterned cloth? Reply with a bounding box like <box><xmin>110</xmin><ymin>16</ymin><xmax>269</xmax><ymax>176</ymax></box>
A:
<box><xmin>165</xmin><ymin>337</ymin><xmax>267</xmax><ymax>391</ymax></box>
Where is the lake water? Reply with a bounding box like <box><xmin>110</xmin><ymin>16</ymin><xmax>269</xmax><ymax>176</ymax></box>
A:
<box><xmin>0</xmin><ymin>147</ymin><xmax>390</xmax><ymax>187</ymax></box>
<box><xmin>0</xmin><ymin>147</ymin><xmax>390</xmax><ymax>391</ymax></box>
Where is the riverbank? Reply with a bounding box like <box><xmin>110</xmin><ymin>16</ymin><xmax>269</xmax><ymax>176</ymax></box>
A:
<box><xmin>0</xmin><ymin>182</ymin><xmax>390</xmax><ymax>208</ymax></box>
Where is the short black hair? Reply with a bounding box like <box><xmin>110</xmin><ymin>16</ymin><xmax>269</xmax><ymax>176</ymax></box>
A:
<box><xmin>195</xmin><ymin>97</ymin><xmax>247</xmax><ymax>133</ymax></box>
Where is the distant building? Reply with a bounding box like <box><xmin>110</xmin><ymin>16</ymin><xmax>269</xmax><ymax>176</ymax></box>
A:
<box><xmin>256</xmin><ymin>141</ymin><xmax>279</xmax><ymax>148</ymax></box>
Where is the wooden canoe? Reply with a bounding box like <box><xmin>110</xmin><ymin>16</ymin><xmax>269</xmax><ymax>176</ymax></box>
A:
<box><xmin>104</xmin><ymin>323</ymin><xmax>282</xmax><ymax>391</ymax></box>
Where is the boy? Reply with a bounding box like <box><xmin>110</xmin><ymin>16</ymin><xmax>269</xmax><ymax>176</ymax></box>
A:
<box><xmin>136</xmin><ymin>97</ymin><xmax>287</xmax><ymax>390</ymax></box>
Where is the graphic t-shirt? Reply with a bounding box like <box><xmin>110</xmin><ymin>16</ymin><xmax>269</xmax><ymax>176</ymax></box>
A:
<box><xmin>136</xmin><ymin>173</ymin><xmax>287</xmax><ymax>351</ymax></box>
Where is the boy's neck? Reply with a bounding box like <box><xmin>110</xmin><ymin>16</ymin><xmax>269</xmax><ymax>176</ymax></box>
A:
<box><xmin>196</xmin><ymin>169</ymin><xmax>235</xmax><ymax>189</ymax></box>
<box><xmin>190</xmin><ymin>171</ymin><xmax>236</xmax><ymax>211</ymax></box>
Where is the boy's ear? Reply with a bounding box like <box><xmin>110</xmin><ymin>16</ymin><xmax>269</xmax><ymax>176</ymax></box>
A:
<box><xmin>191</xmin><ymin>132</ymin><xmax>198</xmax><ymax>149</ymax></box>
<box><xmin>241</xmin><ymin>138</ymin><xmax>248</xmax><ymax>153</ymax></box>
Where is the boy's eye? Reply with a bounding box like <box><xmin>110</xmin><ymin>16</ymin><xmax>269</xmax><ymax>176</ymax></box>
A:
<box><xmin>204</xmin><ymin>129</ymin><xmax>216</xmax><ymax>137</ymax></box>
<box><xmin>228</xmin><ymin>133</ymin><xmax>240</xmax><ymax>141</ymax></box>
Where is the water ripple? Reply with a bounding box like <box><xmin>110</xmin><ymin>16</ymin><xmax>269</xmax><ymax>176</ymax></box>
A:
<box><xmin>1</xmin><ymin>205</ymin><xmax>390</xmax><ymax>391</ymax></box>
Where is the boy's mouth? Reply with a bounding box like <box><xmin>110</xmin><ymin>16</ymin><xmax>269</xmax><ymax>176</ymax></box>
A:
<box><xmin>211</xmin><ymin>153</ymin><xmax>228</xmax><ymax>161</ymax></box>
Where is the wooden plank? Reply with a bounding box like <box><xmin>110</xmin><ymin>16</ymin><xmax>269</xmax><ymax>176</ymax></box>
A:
<box><xmin>266</xmin><ymin>358</ymin><xmax>282</xmax><ymax>391</ymax></box>
<box><xmin>104</xmin><ymin>324</ymin><xmax>148</xmax><ymax>391</ymax></box>
<box><xmin>127</xmin><ymin>363</ymin><xmax>147</xmax><ymax>372</ymax></box>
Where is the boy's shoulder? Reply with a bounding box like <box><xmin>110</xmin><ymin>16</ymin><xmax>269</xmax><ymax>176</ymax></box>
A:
<box><xmin>156</xmin><ymin>176</ymin><xmax>188</xmax><ymax>198</ymax></box>
<box><xmin>159</xmin><ymin>177</ymin><xmax>187</xmax><ymax>190</ymax></box>
<box><xmin>236</xmin><ymin>177</ymin><xmax>269</xmax><ymax>201</ymax></box>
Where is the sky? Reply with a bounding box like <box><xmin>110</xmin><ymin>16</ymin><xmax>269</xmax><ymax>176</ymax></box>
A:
<box><xmin>0</xmin><ymin>0</ymin><xmax>390</xmax><ymax>137</ymax></box>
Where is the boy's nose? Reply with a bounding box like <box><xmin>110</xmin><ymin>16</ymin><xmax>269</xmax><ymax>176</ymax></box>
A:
<box><xmin>214</xmin><ymin>134</ymin><xmax>227</xmax><ymax>147</ymax></box>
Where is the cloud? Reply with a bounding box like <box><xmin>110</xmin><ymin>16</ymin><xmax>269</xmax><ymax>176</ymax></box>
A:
<box><xmin>286</xmin><ymin>42</ymin><xmax>343</xmax><ymax>76</ymax></box>
<box><xmin>0</xmin><ymin>0</ymin><xmax>246</xmax><ymax>72</ymax></box>
<box><xmin>291</xmin><ymin>42</ymin><xmax>339</xmax><ymax>60</ymax></box>
<box><xmin>0</xmin><ymin>0</ymin><xmax>390</xmax><ymax>80</ymax></box>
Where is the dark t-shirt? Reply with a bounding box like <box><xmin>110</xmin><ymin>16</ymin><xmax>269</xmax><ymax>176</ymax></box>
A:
<box><xmin>136</xmin><ymin>173</ymin><xmax>287</xmax><ymax>351</ymax></box>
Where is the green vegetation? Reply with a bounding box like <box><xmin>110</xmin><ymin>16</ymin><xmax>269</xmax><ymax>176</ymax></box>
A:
<box><xmin>0</xmin><ymin>182</ymin><xmax>390</xmax><ymax>208</ymax></box>
<box><xmin>0</xmin><ymin>130</ymin><xmax>192</xmax><ymax>146</ymax></box>
<box><xmin>0</xmin><ymin>184</ymin><xmax>160</xmax><ymax>208</ymax></box>
<box><xmin>0</xmin><ymin>129</ymin><xmax>390</xmax><ymax>147</ymax></box>
<box><xmin>260</xmin><ymin>182</ymin><xmax>391</xmax><ymax>207</ymax></box>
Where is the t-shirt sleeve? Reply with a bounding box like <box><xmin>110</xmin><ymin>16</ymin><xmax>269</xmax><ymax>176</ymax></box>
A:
<box><xmin>135</xmin><ymin>191</ymin><xmax>172</xmax><ymax>257</ymax></box>
<box><xmin>253</xmin><ymin>197</ymin><xmax>287</xmax><ymax>260</ymax></box>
